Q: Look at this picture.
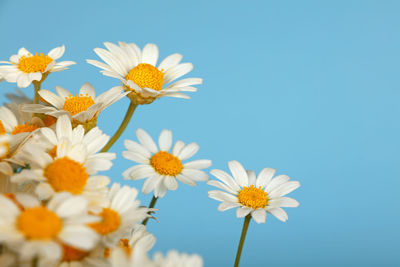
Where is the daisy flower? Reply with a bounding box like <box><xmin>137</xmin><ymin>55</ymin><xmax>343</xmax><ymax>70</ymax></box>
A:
<box><xmin>87</xmin><ymin>42</ymin><xmax>202</xmax><ymax>105</ymax></box>
<box><xmin>0</xmin><ymin>193</ymin><xmax>99</xmax><ymax>262</ymax></box>
<box><xmin>122</xmin><ymin>129</ymin><xmax>212</xmax><ymax>198</ymax></box>
<box><xmin>88</xmin><ymin>183</ymin><xmax>150</xmax><ymax>247</ymax></box>
<box><xmin>52</xmin><ymin>242</ymin><xmax>108</xmax><ymax>267</ymax></box>
<box><xmin>152</xmin><ymin>250</ymin><xmax>203</xmax><ymax>267</ymax></box>
<box><xmin>22</xmin><ymin>82</ymin><xmax>127</xmax><ymax>130</ymax></box>
<box><xmin>109</xmin><ymin>225</ymin><xmax>156</xmax><ymax>267</ymax></box>
<box><xmin>208</xmin><ymin>160</ymin><xmax>300</xmax><ymax>223</ymax></box>
<box><xmin>11</xmin><ymin>116</ymin><xmax>114</xmax><ymax>211</ymax></box>
<box><xmin>0</xmin><ymin>45</ymin><xmax>75</xmax><ymax>88</ymax></box>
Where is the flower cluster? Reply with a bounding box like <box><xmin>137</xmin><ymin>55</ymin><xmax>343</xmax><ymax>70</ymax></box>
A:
<box><xmin>0</xmin><ymin>42</ymin><xmax>300</xmax><ymax>267</ymax></box>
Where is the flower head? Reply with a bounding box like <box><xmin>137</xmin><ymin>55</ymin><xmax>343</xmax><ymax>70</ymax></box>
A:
<box><xmin>0</xmin><ymin>45</ymin><xmax>75</xmax><ymax>88</ymax></box>
<box><xmin>123</xmin><ymin>129</ymin><xmax>212</xmax><ymax>198</ymax></box>
<box><xmin>0</xmin><ymin>193</ymin><xmax>99</xmax><ymax>262</ymax></box>
<box><xmin>208</xmin><ymin>161</ymin><xmax>300</xmax><ymax>223</ymax></box>
<box><xmin>87</xmin><ymin>42</ymin><xmax>202</xmax><ymax>105</ymax></box>
<box><xmin>21</xmin><ymin>83</ymin><xmax>127</xmax><ymax>130</ymax></box>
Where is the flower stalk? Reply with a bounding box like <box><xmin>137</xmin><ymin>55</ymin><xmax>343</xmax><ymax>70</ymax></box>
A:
<box><xmin>234</xmin><ymin>214</ymin><xmax>251</xmax><ymax>267</ymax></box>
<box><xmin>142</xmin><ymin>196</ymin><xmax>158</xmax><ymax>226</ymax></box>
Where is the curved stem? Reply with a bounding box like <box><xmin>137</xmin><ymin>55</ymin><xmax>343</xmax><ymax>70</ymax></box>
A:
<box><xmin>101</xmin><ymin>102</ymin><xmax>138</xmax><ymax>152</ymax></box>
<box><xmin>142</xmin><ymin>196</ymin><xmax>158</xmax><ymax>226</ymax></box>
<box><xmin>234</xmin><ymin>215</ymin><xmax>251</xmax><ymax>267</ymax></box>
<box><xmin>33</xmin><ymin>81</ymin><xmax>41</xmax><ymax>104</ymax></box>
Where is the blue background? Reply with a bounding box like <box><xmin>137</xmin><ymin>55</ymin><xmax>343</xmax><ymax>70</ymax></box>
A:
<box><xmin>1</xmin><ymin>1</ymin><xmax>399</xmax><ymax>266</ymax></box>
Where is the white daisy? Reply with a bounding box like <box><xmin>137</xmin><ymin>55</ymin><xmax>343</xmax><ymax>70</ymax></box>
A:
<box><xmin>109</xmin><ymin>226</ymin><xmax>156</xmax><ymax>267</ymax></box>
<box><xmin>21</xmin><ymin>82</ymin><xmax>127</xmax><ymax>129</ymax></box>
<box><xmin>11</xmin><ymin>116</ymin><xmax>114</xmax><ymax>211</ymax></box>
<box><xmin>0</xmin><ymin>45</ymin><xmax>75</xmax><ymax>88</ymax></box>
<box><xmin>208</xmin><ymin>161</ymin><xmax>300</xmax><ymax>223</ymax></box>
<box><xmin>122</xmin><ymin>129</ymin><xmax>212</xmax><ymax>198</ymax></box>
<box><xmin>53</xmin><ymin>242</ymin><xmax>108</xmax><ymax>267</ymax></box>
<box><xmin>0</xmin><ymin>192</ymin><xmax>99</xmax><ymax>262</ymax></box>
<box><xmin>87</xmin><ymin>42</ymin><xmax>202</xmax><ymax>105</ymax></box>
<box><xmin>153</xmin><ymin>250</ymin><xmax>203</xmax><ymax>267</ymax></box>
<box><xmin>88</xmin><ymin>183</ymin><xmax>150</xmax><ymax>247</ymax></box>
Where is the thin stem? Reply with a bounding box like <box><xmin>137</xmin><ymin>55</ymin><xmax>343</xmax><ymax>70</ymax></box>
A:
<box><xmin>33</xmin><ymin>81</ymin><xmax>41</xmax><ymax>104</ymax></box>
<box><xmin>32</xmin><ymin>256</ymin><xmax>39</xmax><ymax>267</ymax></box>
<box><xmin>142</xmin><ymin>196</ymin><xmax>158</xmax><ymax>226</ymax></box>
<box><xmin>234</xmin><ymin>215</ymin><xmax>251</xmax><ymax>267</ymax></box>
<box><xmin>101</xmin><ymin>102</ymin><xmax>138</xmax><ymax>152</ymax></box>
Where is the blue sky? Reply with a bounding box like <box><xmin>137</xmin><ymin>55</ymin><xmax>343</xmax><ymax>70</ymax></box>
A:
<box><xmin>1</xmin><ymin>1</ymin><xmax>399</xmax><ymax>266</ymax></box>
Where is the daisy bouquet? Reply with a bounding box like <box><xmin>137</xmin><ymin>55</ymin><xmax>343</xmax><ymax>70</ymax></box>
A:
<box><xmin>0</xmin><ymin>42</ymin><xmax>300</xmax><ymax>267</ymax></box>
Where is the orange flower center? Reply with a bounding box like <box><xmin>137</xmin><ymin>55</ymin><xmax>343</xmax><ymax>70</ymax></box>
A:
<box><xmin>238</xmin><ymin>185</ymin><xmax>268</xmax><ymax>209</ymax></box>
<box><xmin>11</xmin><ymin>123</ymin><xmax>39</xmax><ymax>135</ymax></box>
<box><xmin>44</xmin><ymin>157</ymin><xmax>89</xmax><ymax>194</ymax></box>
<box><xmin>150</xmin><ymin>151</ymin><xmax>183</xmax><ymax>176</ymax></box>
<box><xmin>63</xmin><ymin>94</ymin><xmax>95</xmax><ymax>115</ymax></box>
<box><xmin>17</xmin><ymin>53</ymin><xmax>53</xmax><ymax>73</ymax></box>
<box><xmin>62</xmin><ymin>243</ymin><xmax>89</xmax><ymax>262</ymax></box>
<box><xmin>89</xmin><ymin>208</ymin><xmax>121</xmax><ymax>235</ymax></box>
<box><xmin>17</xmin><ymin>206</ymin><xmax>62</xmax><ymax>240</ymax></box>
<box><xmin>125</xmin><ymin>63</ymin><xmax>164</xmax><ymax>91</ymax></box>
<box><xmin>0</xmin><ymin>120</ymin><xmax>9</xmax><ymax>160</ymax></box>
<box><xmin>48</xmin><ymin>145</ymin><xmax>57</xmax><ymax>158</ymax></box>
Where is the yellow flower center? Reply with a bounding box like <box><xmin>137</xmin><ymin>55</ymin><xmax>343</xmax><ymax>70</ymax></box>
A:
<box><xmin>11</xmin><ymin>123</ymin><xmax>39</xmax><ymax>135</ymax></box>
<box><xmin>44</xmin><ymin>157</ymin><xmax>89</xmax><ymax>194</ymax></box>
<box><xmin>238</xmin><ymin>185</ymin><xmax>268</xmax><ymax>209</ymax></box>
<box><xmin>62</xmin><ymin>243</ymin><xmax>89</xmax><ymax>262</ymax></box>
<box><xmin>17</xmin><ymin>206</ymin><xmax>62</xmax><ymax>240</ymax></box>
<box><xmin>150</xmin><ymin>151</ymin><xmax>183</xmax><ymax>176</ymax></box>
<box><xmin>89</xmin><ymin>208</ymin><xmax>121</xmax><ymax>235</ymax></box>
<box><xmin>125</xmin><ymin>63</ymin><xmax>164</xmax><ymax>91</ymax></box>
<box><xmin>43</xmin><ymin>115</ymin><xmax>57</xmax><ymax>127</ymax></box>
<box><xmin>17</xmin><ymin>53</ymin><xmax>53</xmax><ymax>73</ymax></box>
<box><xmin>63</xmin><ymin>94</ymin><xmax>95</xmax><ymax>115</ymax></box>
<box><xmin>0</xmin><ymin>121</ymin><xmax>9</xmax><ymax>160</ymax></box>
<box><xmin>119</xmin><ymin>238</ymin><xmax>132</xmax><ymax>256</ymax></box>
<box><xmin>48</xmin><ymin>145</ymin><xmax>57</xmax><ymax>158</ymax></box>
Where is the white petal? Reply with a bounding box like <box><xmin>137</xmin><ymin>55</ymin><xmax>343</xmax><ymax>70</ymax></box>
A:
<box><xmin>256</xmin><ymin>168</ymin><xmax>276</xmax><ymax>188</ymax></box>
<box><xmin>136</xmin><ymin>129</ymin><xmax>158</xmax><ymax>154</ymax></box>
<box><xmin>163</xmin><ymin>177</ymin><xmax>178</xmax><ymax>190</ymax></box>
<box><xmin>251</xmin><ymin>209</ymin><xmax>267</xmax><ymax>223</ymax></box>
<box><xmin>228</xmin><ymin>161</ymin><xmax>249</xmax><ymax>187</ymax></box>
<box><xmin>236</xmin><ymin>207</ymin><xmax>252</xmax><ymax>218</ymax></box>
<box><xmin>183</xmin><ymin>159</ymin><xmax>212</xmax><ymax>169</ymax></box>
<box><xmin>178</xmin><ymin>142</ymin><xmax>199</xmax><ymax>160</ymax></box>
<box><xmin>268</xmin><ymin>207</ymin><xmax>288</xmax><ymax>222</ymax></box>
<box><xmin>141</xmin><ymin>43</ymin><xmax>158</xmax><ymax>66</ymax></box>
<box><xmin>48</xmin><ymin>45</ymin><xmax>65</xmax><ymax>60</ymax></box>
<box><xmin>158</xmin><ymin>129</ymin><xmax>172</xmax><ymax>151</ymax></box>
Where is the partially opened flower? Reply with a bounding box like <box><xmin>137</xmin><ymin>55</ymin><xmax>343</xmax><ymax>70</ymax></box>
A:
<box><xmin>152</xmin><ymin>250</ymin><xmax>203</xmax><ymax>267</ymax></box>
<box><xmin>122</xmin><ymin>129</ymin><xmax>212</xmax><ymax>198</ymax></box>
<box><xmin>11</xmin><ymin>116</ymin><xmax>114</xmax><ymax>211</ymax></box>
<box><xmin>21</xmin><ymin>82</ymin><xmax>127</xmax><ymax>130</ymax></box>
<box><xmin>208</xmin><ymin>161</ymin><xmax>300</xmax><ymax>223</ymax></box>
<box><xmin>0</xmin><ymin>45</ymin><xmax>75</xmax><ymax>88</ymax></box>
<box><xmin>109</xmin><ymin>225</ymin><xmax>156</xmax><ymax>267</ymax></box>
<box><xmin>89</xmin><ymin>183</ymin><xmax>150</xmax><ymax>246</ymax></box>
<box><xmin>87</xmin><ymin>42</ymin><xmax>202</xmax><ymax>105</ymax></box>
<box><xmin>0</xmin><ymin>193</ymin><xmax>99</xmax><ymax>263</ymax></box>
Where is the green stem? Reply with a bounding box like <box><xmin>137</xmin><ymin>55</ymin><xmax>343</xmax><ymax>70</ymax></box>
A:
<box><xmin>33</xmin><ymin>81</ymin><xmax>41</xmax><ymax>104</ymax></box>
<box><xmin>101</xmin><ymin>102</ymin><xmax>138</xmax><ymax>152</ymax></box>
<box><xmin>142</xmin><ymin>196</ymin><xmax>158</xmax><ymax>226</ymax></box>
<box><xmin>234</xmin><ymin>215</ymin><xmax>251</xmax><ymax>267</ymax></box>
<box><xmin>32</xmin><ymin>256</ymin><xmax>39</xmax><ymax>267</ymax></box>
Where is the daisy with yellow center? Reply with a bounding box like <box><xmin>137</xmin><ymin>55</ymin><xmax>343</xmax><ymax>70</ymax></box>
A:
<box><xmin>11</xmin><ymin>116</ymin><xmax>114</xmax><ymax>212</ymax></box>
<box><xmin>87</xmin><ymin>42</ymin><xmax>202</xmax><ymax>105</ymax></box>
<box><xmin>21</xmin><ymin>83</ymin><xmax>127</xmax><ymax>128</ymax></box>
<box><xmin>109</xmin><ymin>225</ymin><xmax>156</xmax><ymax>267</ymax></box>
<box><xmin>0</xmin><ymin>193</ymin><xmax>99</xmax><ymax>263</ymax></box>
<box><xmin>208</xmin><ymin>161</ymin><xmax>300</xmax><ymax>267</ymax></box>
<box><xmin>208</xmin><ymin>160</ymin><xmax>300</xmax><ymax>223</ymax></box>
<box><xmin>89</xmin><ymin>183</ymin><xmax>150</xmax><ymax>247</ymax></box>
<box><xmin>122</xmin><ymin>128</ymin><xmax>212</xmax><ymax>198</ymax></box>
<box><xmin>0</xmin><ymin>45</ymin><xmax>75</xmax><ymax>88</ymax></box>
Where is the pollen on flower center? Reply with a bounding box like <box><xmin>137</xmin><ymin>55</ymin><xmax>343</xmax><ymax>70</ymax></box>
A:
<box><xmin>150</xmin><ymin>151</ymin><xmax>183</xmax><ymax>176</ymax></box>
<box><xmin>17</xmin><ymin>206</ymin><xmax>62</xmax><ymax>240</ymax></box>
<box><xmin>17</xmin><ymin>53</ymin><xmax>53</xmax><ymax>73</ymax></box>
<box><xmin>11</xmin><ymin>123</ymin><xmax>39</xmax><ymax>135</ymax></box>
<box><xmin>118</xmin><ymin>238</ymin><xmax>132</xmax><ymax>256</ymax></box>
<box><xmin>0</xmin><ymin>120</ymin><xmax>9</xmax><ymax>159</ymax></box>
<box><xmin>89</xmin><ymin>208</ymin><xmax>121</xmax><ymax>235</ymax></box>
<box><xmin>48</xmin><ymin>145</ymin><xmax>57</xmax><ymax>158</ymax></box>
<box><xmin>44</xmin><ymin>157</ymin><xmax>89</xmax><ymax>194</ymax></box>
<box><xmin>63</xmin><ymin>94</ymin><xmax>95</xmax><ymax>115</ymax></box>
<box><xmin>62</xmin><ymin>243</ymin><xmax>89</xmax><ymax>262</ymax></box>
<box><xmin>238</xmin><ymin>185</ymin><xmax>268</xmax><ymax>209</ymax></box>
<box><xmin>125</xmin><ymin>63</ymin><xmax>164</xmax><ymax>91</ymax></box>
